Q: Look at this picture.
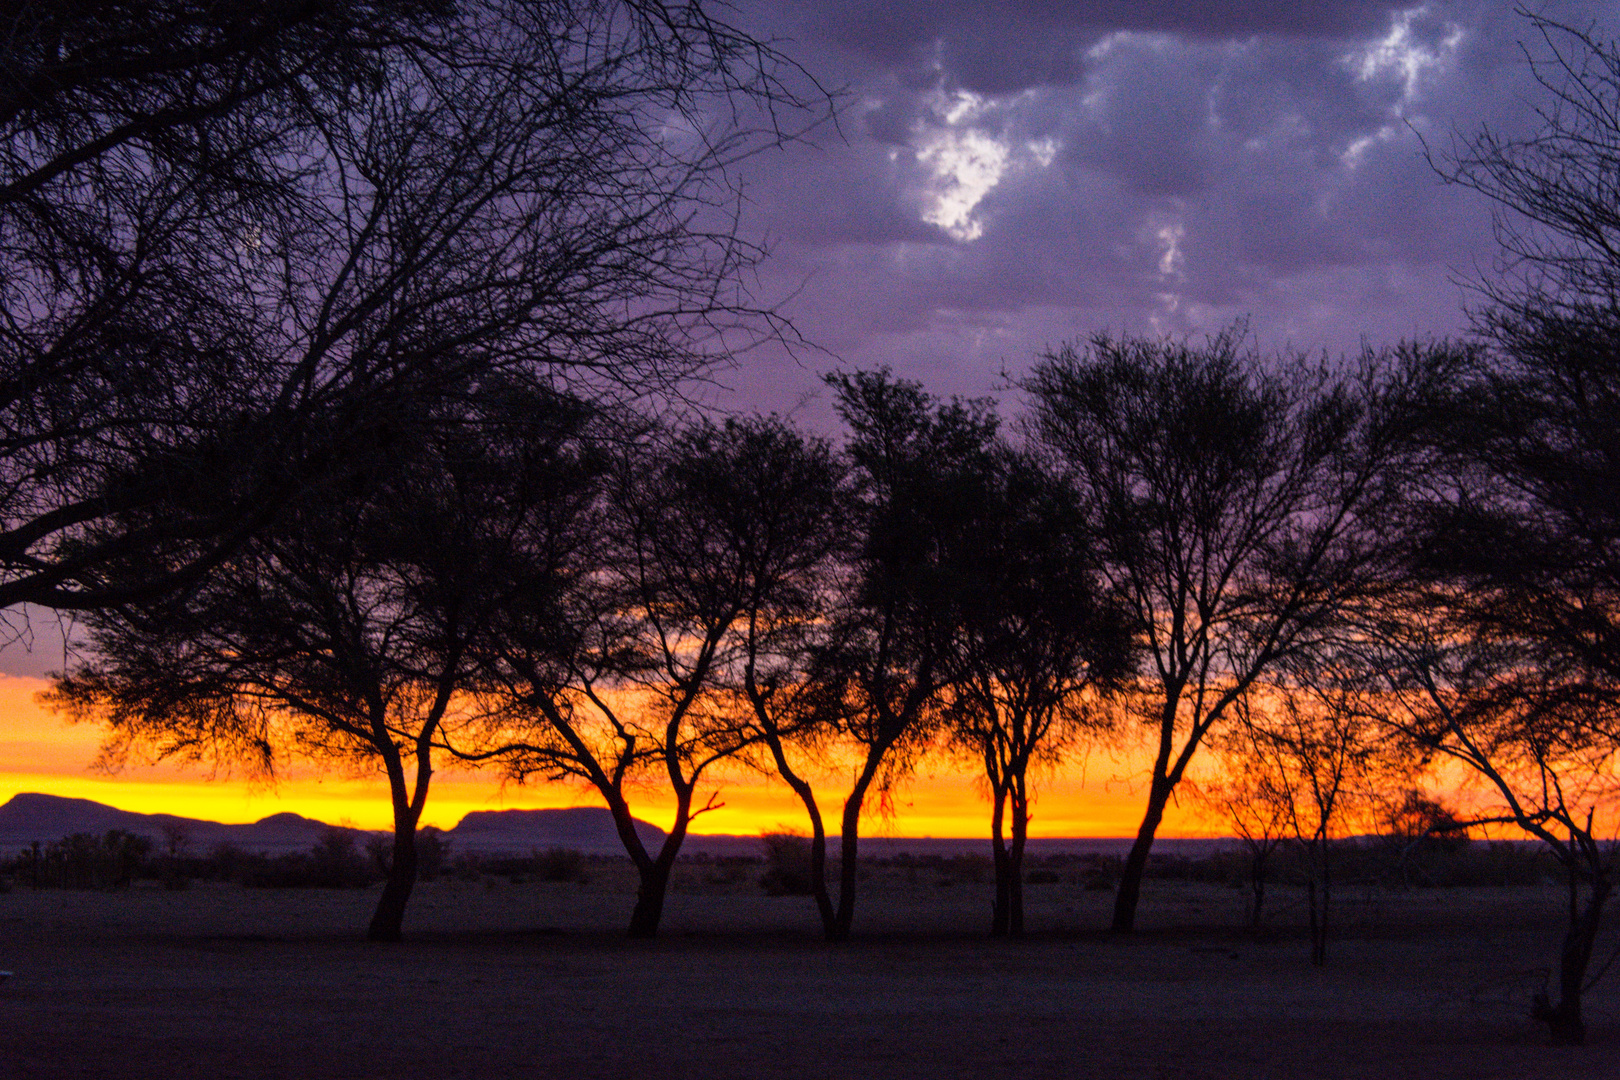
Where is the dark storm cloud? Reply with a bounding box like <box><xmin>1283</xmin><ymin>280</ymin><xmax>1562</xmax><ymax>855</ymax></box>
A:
<box><xmin>722</xmin><ymin>1</ymin><xmax>1620</xmax><ymax>418</ymax></box>
<box><xmin>779</xmin><ymin>1</ymin><xmax>1405</xmax><ymax>93</ymax></box>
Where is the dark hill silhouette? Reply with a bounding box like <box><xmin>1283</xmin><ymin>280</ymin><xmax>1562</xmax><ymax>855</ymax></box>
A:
<box><xmin>453</xmin><ymin>806</ymin><xmax>665</xmax><ymax>854</ymax></box>
<box><xmin>0</xmin><ymin>793</ymin><xmax>667</xmax><ymax>856</ymax></box>
<box><xmin>0</xmin><ymin>793</ymin><xmax>365</xmax><ymax>855</ymax></box>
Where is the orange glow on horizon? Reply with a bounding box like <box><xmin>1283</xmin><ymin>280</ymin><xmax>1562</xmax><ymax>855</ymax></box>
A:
<box><xmin>0</xmin><ymin>673</ymin><xmax>1233</xmax><ymax>838</ymax></box>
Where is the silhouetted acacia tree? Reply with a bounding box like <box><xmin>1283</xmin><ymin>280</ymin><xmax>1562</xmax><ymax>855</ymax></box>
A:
<box><xmin>1421</xmin><ymin>11</ymin><xmax>1620</xmax><ymax>694</ymax></box>
<box><xmin>1025</xmin><ymin>331</ymin><xmax>1448</xmax><ymax>933</ymax></box>
<box><xmin>761</xmin><ymin>370</ymin><xmax>1001</xmax><ymax>942</ymax></box>
<box><xmin>1432</xmin><ymin>10</ymin><xmax>1620</xmax><ymax>350</ymax></box>
<box><xmin>0</xmin><ymin>0</ymin><xmax>830</xmax><ymax>617</ymax></box>
<box><xmin>0</xmin><ymin>0</ymin><xmax>455</xmax><ymax>614</ymax></box>
<box><xmin>1237</xmin><ymin>679</ymin><xmax>1389</xmax><ymax>966</ymax></box>
<box><xmin>1193</xmin><ymin>731</ymin><xmax>1291</xmax><ymax>930</ymax></box>
<box><xmin>484</xmin><ymin>414</ymin><xmax>841</xmax><ymax>938</ymax></box>
<box><xmin>0</xmin><ymin>1</ymin><xmax>450</xmax><ymax>200</ymax></box>
<box><xmin>721</xmin><ymin>424</ymin><xmax>850</xmax><ymax>936</ymax></box>
<box><xmin>941</xmin><ymin>448</ymin><xmax>1134</xmax><ymax>937</ymax></box>
<box><xmin>1415</xmin><ymin>10</ymin><xmax>1620</xmax><ymax>1043</ymax></box>
<box><xmin>46</xmin><ymin>386</ymin><xmax>597</xmax><ymax>941</ymax></box>
<box><xmin>1344</xmin><ymin>604</ymin><xmax>1619</xmax><ymax>1044</ymax></box>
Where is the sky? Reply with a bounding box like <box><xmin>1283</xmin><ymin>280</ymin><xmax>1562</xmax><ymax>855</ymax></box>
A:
<box><xmin>715</xmin><ymin>0</ymin><xmax>1611</xmax><ymax>423</ymax></box>
<box><xmin>1</xmin><ymin>0</ymin><xmax>1611</xmax><ymax>837</ymax></box>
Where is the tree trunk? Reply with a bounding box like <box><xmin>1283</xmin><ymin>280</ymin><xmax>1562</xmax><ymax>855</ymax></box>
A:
<box><xmin>990</xmin><ymin>781</ymin><xmax>1011</xmax><ymax>937</ymax></box>
<box><xmin>623</xmin><ymin>796</ymin><xmax>693</xmax><ymax>940</ymax></box>
<box><xmin>628</xmin><ymin>858</ymin><xmax>674</xmax><ymax>939</ymax></box>
<box><xmin>1008</xmin><ymin>773</ymin><xmax>1029</xmax><ymax>938</ymax></box>
<box><xmin>1248</xmin><ymin>845</ymin><xmax>1268</xmax><ymax>930</ymax></box>
<box><xmin>599</xmin><ymin>784</ymin><xmax>688</xmax><ymax>940</ymax></box>
<box><xmin>1533</xmin><ymin>870</ymin><xmax>1611</xmax><ymax>1045</ymax></box>
<box><xmin>805</xmin><ymin>820</ymin><xmax>837</xmax><ymax>937</ymax></box>
<box><xmin>764</xmin><ymin>730</ymin><xmax>837</xmax><ymax>937</ymax></box>
<box><xmin>368</xmin><ymin>816</ymin><xmax>418</xmax><ymax>943</ymax></box>
<box><xmin>368</xmin><ymin>741</ymin><xmax>426</xmax><ymax>943</ymax></box>
<box><xmin>1306</xmin><ymin>844</ymin><xmax>1330</xmax><ymax>967</ymax></box>
<box><xmin>831</xmin><ymin>746</ymin><xmax>886</xmax><ymax>942</ymax></box>
<box><xmin>1112</xmin><ymin>779</ymin><xmax>1171</xmax><ymax>932</ymax></box>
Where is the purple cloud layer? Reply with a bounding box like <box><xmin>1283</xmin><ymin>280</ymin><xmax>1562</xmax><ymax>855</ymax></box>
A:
<box><xmin>711</xmin><ymin>0</ymin><xmax>1611</xmax><ymax>423</ymax></box>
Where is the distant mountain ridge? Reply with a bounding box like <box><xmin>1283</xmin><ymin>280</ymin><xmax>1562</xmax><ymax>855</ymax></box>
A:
<box><xmin>0</xmin><ymin>793</ymin><xmax>666</xmax><ymax>856</ymax></box>
<box><xmin>0</xmin><ymin>792</ymin><xmax>1255</xmax><ymax>860</ymax></box>
<box><xmin>452</xmin><ymin>807</ymin><xmax>664</xmax><ymax>853</ymax></box>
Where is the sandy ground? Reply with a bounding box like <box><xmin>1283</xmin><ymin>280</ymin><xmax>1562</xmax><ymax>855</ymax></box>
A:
<box><xmin>0</xmin><ymin>866</ymin><xmax>1613</xmax><ymax>1079</ymax></box>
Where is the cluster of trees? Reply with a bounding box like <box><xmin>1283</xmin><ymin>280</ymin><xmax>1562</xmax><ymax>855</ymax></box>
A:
<box><xmin>31</xmin><ymin>336</ymin><xmax>1596</xmax><ymax>968</ymax></box>
<box><xmin>11</xmin><ymin>830</ymin><xmax>153</xmax><ymax>890</ymax></box>
<box><xmin>8</xmin><ymin>0</ymin><xmax>1620</xmax><ymax>1049</ymax></box>
<box><xmin>1</xmin><ymin>0</ymin><xmax>829</xmax><ymax>928</ymax></box>
<box><xmin>41</xmin><ymin>370</ymin><xmax>1129</xmax><ymax>945</ymax></box>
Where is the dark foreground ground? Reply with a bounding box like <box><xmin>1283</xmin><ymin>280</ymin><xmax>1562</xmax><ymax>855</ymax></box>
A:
<box><xmin>0</xmin><ymin>865</ymin><xmax>1613</xmax><ymax>1079</ymax></box>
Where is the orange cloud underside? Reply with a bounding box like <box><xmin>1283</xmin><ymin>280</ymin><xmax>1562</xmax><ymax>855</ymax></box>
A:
<box><xmin>1</xmin><ymin>673</ymin><xmax>1219</xmax><ymax>837</ymax></box>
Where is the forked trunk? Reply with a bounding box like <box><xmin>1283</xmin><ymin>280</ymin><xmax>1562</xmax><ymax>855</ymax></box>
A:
<box><xmin>763</xmin><ymin>731</ymin><xmax>837</xmax><ymax>937</ymax></box>
<box><xmin>806</xmin><ymin>825</ymin><xmax>837</xmax><ymax>936</ymax></box>
<box><xmin>369</xmin><ymin>742</ymin><xmax>427</xmax><ymax>943</ymax></box>
<box><xmin>831</xmin><ymin>804</ymin><xmax>862</xmax><ymax>942</ymax></box>
<box><xmin>619</xmin><ymin>797</ymin><xmax>692</xmax><ymax>940</ymax></box>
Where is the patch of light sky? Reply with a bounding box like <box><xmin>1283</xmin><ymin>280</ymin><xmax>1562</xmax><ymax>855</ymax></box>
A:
<box><xmin>906</xmin><ymin>29</ymin><xmax>1255</xmax><ymax>245</ymax></box>
<box><xmin>908</xmin><ymin>86</ymin><xmax>1062</xmax><ymax>242</ymax></box>
<box><xmin>850</xmin><ymin>17</ymin><xmax>1479</xmax><ymax>390</ymax></box>
<box><xmin>1348</xmin><ymin>5</ymin><xmax>1467</xmax><ymax>102</ymax></box>
<box><xmin>1156</xmin><ymin>221</ymin><xmax>1186</xmax><ymax>280</ymax></box>
<box><xmin>1150</xmin><ymin>215</ymin><xmax>1187</xmax><ymax>326</ymax></box>
<box><xmin>1084</xmin><ymin>29</ymin><xmax>1178</xmax><ymax>63</ymax></box>
<box><xmin>1340</xmin><ymin>5</ymin><xmax>1465</xmax><ymax>166</ymax></box>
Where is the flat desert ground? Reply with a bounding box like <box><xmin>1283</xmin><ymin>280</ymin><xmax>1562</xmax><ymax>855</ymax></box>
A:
<box><xmin>0</xmin><ymin>864</ymin><xmax>1613</xmax><ymax>1078</ymax></box>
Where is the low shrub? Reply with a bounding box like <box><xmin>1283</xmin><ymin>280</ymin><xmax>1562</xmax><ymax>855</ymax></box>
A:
<box><xmin>758</xmin><ymin>832</ymin><xmax>814</xmax><ymax>896</ymax></box>
<box><xmin>533</xmin><ymin>846</ymin><xmax>589</xmax><ymax>884</ymax></box>
<box><xmin>241</xmin><ymin>830</ymin><xmax>376</xmax><ymax>888</ymax></box>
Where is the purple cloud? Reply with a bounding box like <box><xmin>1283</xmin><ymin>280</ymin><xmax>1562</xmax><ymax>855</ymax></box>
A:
<box><xmin>717</xmin><ymin>0</ymin><xmax>1607</xmax><ymax>420</ymax></box>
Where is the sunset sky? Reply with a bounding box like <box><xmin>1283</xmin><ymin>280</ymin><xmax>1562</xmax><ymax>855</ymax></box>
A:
<box><xmin>0</xmin><ymin>669</ymin><xmax>1208</xmax><ymax>836</ymax></box>
<box><xmin>0</xmin><ymin>0</ymin><xmax>1596</xmax><ymax>837</ymax></box>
